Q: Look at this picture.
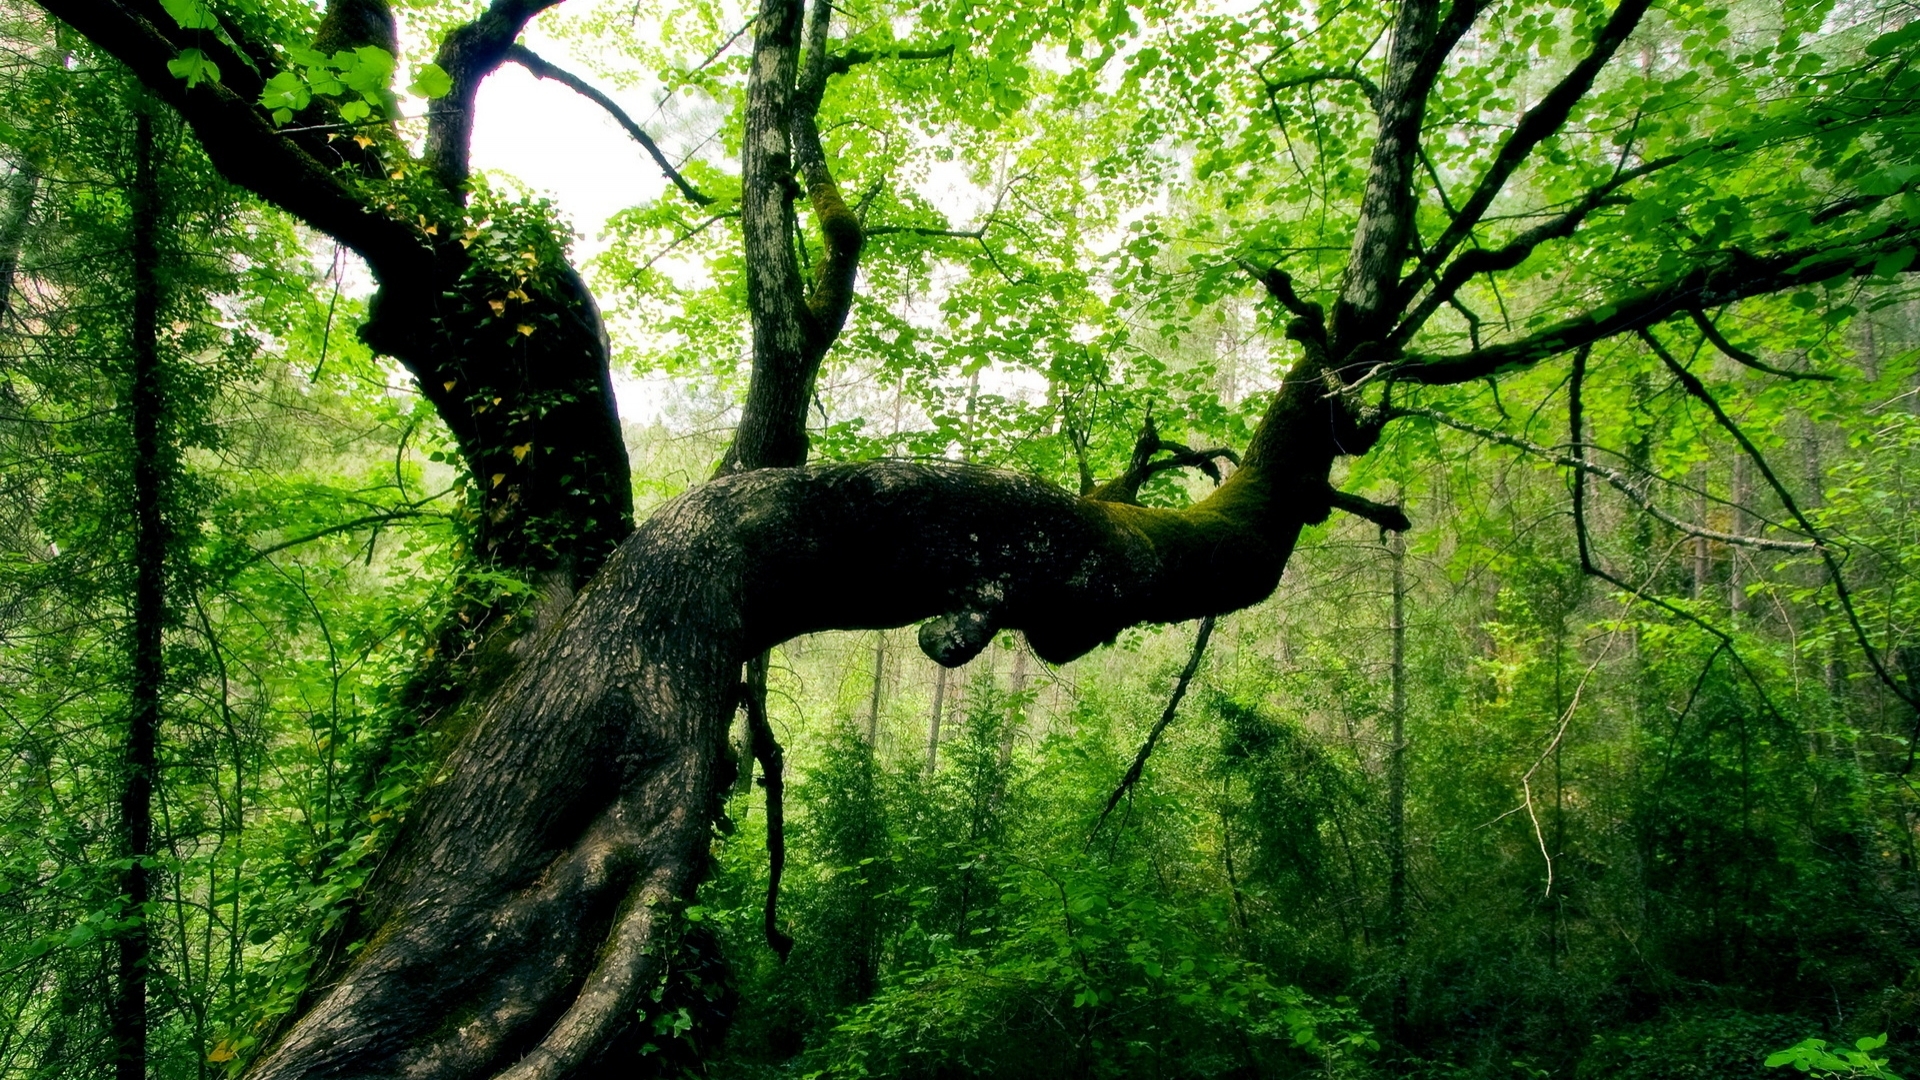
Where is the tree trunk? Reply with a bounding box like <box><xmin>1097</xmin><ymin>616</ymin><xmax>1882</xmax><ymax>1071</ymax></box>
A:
<box><xmin>116</xmin><ymin>100</ymin><xmax>162</xmax><ymax>1080</ymax></box>
<box><xmin>927</xmin><ymin>663</ymin><xmax>947</xmax><ymax>772</ymax></box>
<box><xmin>1386</xmin><ymin>519</ymin><xmax>1408</xmax><ymax>1040</ymax></box>
<box><xmin>249</xmin><ymin>344</ymin><xmax>1346</xmax><ymax>1073</ymax></box>
<box><xmin>866</xmin><ymin>630</ymin><xmax>885</xmax><ymax>743</ymax></box>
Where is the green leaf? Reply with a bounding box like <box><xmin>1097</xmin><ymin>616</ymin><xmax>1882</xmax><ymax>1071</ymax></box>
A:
<box><xmin>158</xmin><ymin>0</ymin><xmax>218</xmax><ymax>29</ymax></box>
<box><xmin>408</xmin><ymin>63</ymin><xmax>452</xmax><ymax>99</ymax></box>
<box><xmin>260</xmin><ymin>70</ymin><xmax>311</xmax><ymax>113</ymax></box>
<box><xmin>166</xmin><ymin>48</ymin><xmax>221</xmax><ymax>88</ymax></box>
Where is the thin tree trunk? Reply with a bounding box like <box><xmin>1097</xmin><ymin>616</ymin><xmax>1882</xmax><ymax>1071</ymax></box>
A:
<box><xmin>866</xmin><ymin>630</ymin><xmax>885</xmax><ymax>743</ymax></box>
<box><xmin>1691</xmin><ymin>463</ymin><xmax>1711</xmax><ymax>601</ymax></box>
<box><xmin>116</xmin><ymin>101</ymin><xmax>163</xmax><ymax>1080</ymax></box>
<box><xmin>1387</xmin><ymin>520</ymin><xmax>1409</xmax><ymax>1039</ymax></box>
<box><xmin>0</xmin><ymin>163</ymin><xmax>38</xmax><ymax>324</ymax></box>
<box><xmin>999</xmin><ymin>643</ymin><xmax>1027</xmax><ymax>767</ymax></box>
<box><xmin>1730</xmin><ymin>453</ymin><xmax>1751</xmax><ymax>617</ymax></box>
<box><xmin>927</xmin><ymin>664</ymin><xmax>946</xmax><ymax>772</ymax></box>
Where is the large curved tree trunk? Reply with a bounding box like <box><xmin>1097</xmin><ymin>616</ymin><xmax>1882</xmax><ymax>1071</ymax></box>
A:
<box><xmin>248</xmin><ymin>357</ymin><xmax>1352</xmax><ymax>1076</ymax></box>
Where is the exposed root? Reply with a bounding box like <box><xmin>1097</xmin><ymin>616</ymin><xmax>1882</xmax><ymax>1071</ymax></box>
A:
<box><xmin>490</xmin><ymin>856</ymin><xmax>692</xmax><ymax>1080</ymax></box>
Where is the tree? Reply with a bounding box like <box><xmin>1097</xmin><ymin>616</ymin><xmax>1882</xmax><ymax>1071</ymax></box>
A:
<box><xmin>24</xmin><ymin>0</ymin><xmax>1920</xmax><ymax>1073</ymax></box>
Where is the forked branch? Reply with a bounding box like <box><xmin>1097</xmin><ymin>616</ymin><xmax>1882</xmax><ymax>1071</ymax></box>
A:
<box><xmin>1409</xmin><ymin>0</ymin><xmax>1654</xmax><ymax>291</ymax></box>
<box><xmin>507</xmin><ymin>44</ymin><xmax>714</xmax><ymax>206</ymax></box>
<box><xmin>1642</xmin><ymin>328</ymin><xmax>1920</xmax><ymax>715</ymax></box>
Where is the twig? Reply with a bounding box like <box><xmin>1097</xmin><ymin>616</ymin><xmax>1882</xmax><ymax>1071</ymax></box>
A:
<box><xmin>1643</xmin><ymin>328</ymin><xmax>1920</xmax><ymax>749</ymax></box>
<box><xmin>1089</xmin><ymin>615</ymin><xmax>1215</xmax><ymax>842</ymax></box>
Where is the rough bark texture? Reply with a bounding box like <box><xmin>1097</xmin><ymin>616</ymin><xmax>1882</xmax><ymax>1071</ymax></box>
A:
<box><xmin>114</xmin><ymin>99</ymin><xmax>161</xmax><ymax>1080</ymax></box>
<box><xmin>248</xmin><ymin>343</ymin><xmax>1352</xmax><ymax>1075</ymax></box>
<box><xmin>38</xmin><ymin>0</ymin><xmax>634</xmax><ymax>581</ymax></box>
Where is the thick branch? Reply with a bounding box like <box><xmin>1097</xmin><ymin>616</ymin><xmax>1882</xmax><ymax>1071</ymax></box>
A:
<box><xmin>1330</xmin><ymin>0</ymin><xmax>1454</xmax><ymax>352</ymax></box>
<box><xmin>424</xmin><ymin>0</ymin><xmax>570</xmax><ymax>193</ymax></box>
<box><xmin>722</xmin><ymin>0</ymin><xmax>811</xmax><ymax>473</ymax></box>
<box><xmin>1328</xmin><ymin>488</ymin><xmax>1412</xmax><ymax>532</ymax></box>
<box><xmin>1398</xmin><ymin>224</ymin><xmax>1920</xmax><ymax>383</ymax></box>
<box><xmin>32</xmin><ymin>0</ymin><xmax>431</xmax><ymax>284</ymax></box>
<box><xmin>791</xmin><ymin>0</ymin><xmax>860</xmax><ymax>338</ymax></box>
<box><xmin>1411</xmin><ymin>0</ymin><xmax>1654</xmax><ymax>291</ymax></box>
<box><xmin>507</xmin><ymin>45</ymin><xmax>713</xmax><ymax>206</ymax></box>
<box><xmin>252</xmin><ymin>439</ymin><xmax>1340</xmax><ymax>1077</ymax></box>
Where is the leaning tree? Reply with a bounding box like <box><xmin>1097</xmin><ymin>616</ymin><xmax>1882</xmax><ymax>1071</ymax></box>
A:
<box><xmin>31</xmin><ymin>0</ymin><xmax>1920</xmax><ymax>1070</ymax></box>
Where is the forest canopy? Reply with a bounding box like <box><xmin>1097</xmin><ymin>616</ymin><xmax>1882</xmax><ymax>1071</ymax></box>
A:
<box><xmin>2</xmin><ymin>0</ymin><xmax>1919</xmax><ymax>1074</ymax></box>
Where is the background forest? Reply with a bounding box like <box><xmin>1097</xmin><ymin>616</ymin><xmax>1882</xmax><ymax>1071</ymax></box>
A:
<box><xmin>2</xmin><ymin>0</ymin><xmax>1919</xmax><ymax>1074</ymax></box>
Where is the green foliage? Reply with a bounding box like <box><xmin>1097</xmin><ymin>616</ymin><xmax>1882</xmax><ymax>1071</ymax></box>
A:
<box><xmin>1768</xmin><ymin>1034</ymin><xmax>1904</xmax><ymax>1079</ymax></box>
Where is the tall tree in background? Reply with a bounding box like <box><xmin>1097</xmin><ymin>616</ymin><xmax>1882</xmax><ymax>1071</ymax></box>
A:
<box><xmin>15</xmin><ymin>0</ymin><xmax>1920</xmax><ymax>1074</ymax></box>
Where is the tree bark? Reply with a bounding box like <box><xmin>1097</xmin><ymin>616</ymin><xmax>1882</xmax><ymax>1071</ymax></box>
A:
<box><xmin>116</xmin><ymin>100</ymin><xmax>163</xmax><ymax>1080</ymax></box>
<box><xmin>248</xmin><ymin>338</ymin><xmax>1351</xmax><ymax>1075</ymax></box>
<box><xmin>1386</xmin><ymin>518</ymin><xmax>1408</xmax><ymax>1040</ymax></box>
<box><xmin>927</xmin><ymin>663</ymin><xmax>947</xmax><ymax>772</ymax></box>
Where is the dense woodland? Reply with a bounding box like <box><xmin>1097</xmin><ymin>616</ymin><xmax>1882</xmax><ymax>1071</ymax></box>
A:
<box><xmin>2</xmin><ymin>0</ymin><xmax>1919</xmax><ymax>1074</ymax></box>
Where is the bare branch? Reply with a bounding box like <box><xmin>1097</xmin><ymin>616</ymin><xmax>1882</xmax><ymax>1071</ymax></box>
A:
<box><xmin>1090</xmin><ymin>614</ymin><xmax>1214</xmax><ymax>840</ymax></box>
<box><xmin>508</xmin><ymin>45</ymin><xmax>714</xmax><ymax>206</ymax></box>
<box><xmin>1396</xmin><ymin>404</ymin><xmax>1818</xmax><ymax>553</ymax></box>
<box><xmin>1688</xmin><ymin>308</ymin><xmax>1835</xmax><ymax>381</ymax></box>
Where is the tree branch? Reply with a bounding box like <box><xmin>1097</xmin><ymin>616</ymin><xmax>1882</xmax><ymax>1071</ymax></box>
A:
<box><xmin>1688</xmin><ymin>308</ymin><xmax>1835</xmax><ymax>381</ymax></box>
<box><xmin>1397</xmin><ymin>404</ymin><xmax>1818</xmax><ymax>553</ymax></box>
<box><xmin>507</xmin><ymin>45</ymin><xmax>713</xmax><ymax>206</ymax></box>
<box><xmin>1090</xmin><ymin>614</ymin><xmax>1214</xmax><ymax>839</ymax></box>
<box><xmin>825</xmin><ymin>42</ymin><xmax>954</xmax><ymax>77</ymax></box>
<box><xmin>1643</xmin><ymin>328</ymin><xmax>1920</xmax><ymax>714</ymax></box>
<box><xmin>1397</xmin><ymin>223</ymin><xmax>1920</xmax><ymax>383</ymax></box>
<box><xmin>1408</xmin><ymin>0</ymin><xmax>1655</xmax><ymax>295</ymax></box>
<box><xmin>1329</xmin><ymin>0</ymin><xmax>1456</xmax><ymax>351</ymax></box>
<box><xmin>1394</xmin><ymin>152</ymin><xmax>1685</xmax><ymax>344</ymax></box>
<box><xmin>423</xmin><ymin>0</ymin><xmax>572</xmax><ymax>193</ymax></box>
<box><xmin>1328</xmin><ymin>488</ymin><xmax>1412</xmax><ymax>532</ymax></box>
<box><xmin>1263</xmin><ymin>67</ymin><xmax>1382</xmax><ymax>112</ymax></box>
<box><xmin>1565</xmin><ymin>346</ymin><xmax>1791</xmax><ymax>724</ymax></box>
<box><xmin>32</xmin><ymin>0</ymin><xmax>432</xmax><ymax>284</ymax></box>
<box><xmin>1085</xmin><ymin>413</ymin><xmax>1239</xmax><ymax>504</ymax></box>
<box><xmin>790</xmin><ymin>0</ymin><xmax>861</xmax><ymax>341</ymax></box>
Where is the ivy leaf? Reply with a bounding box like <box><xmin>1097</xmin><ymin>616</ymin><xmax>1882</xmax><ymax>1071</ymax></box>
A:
<box><xmin>408</xmin><ymin>63</ymin><xmax>452</xmax><ymax>100</ymax></box>
<box><xmin>166</xmin><ymin>48</ymin><xmax>221</xmax><ymax>88</ymax></box>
